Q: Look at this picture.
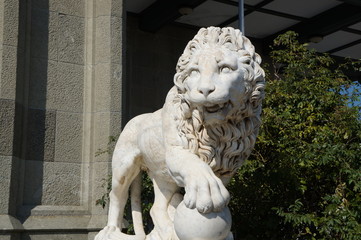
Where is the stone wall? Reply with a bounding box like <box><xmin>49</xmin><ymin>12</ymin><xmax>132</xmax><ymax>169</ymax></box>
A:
<box><xmin>0</xmin><ymin>0</ymin><xmax>124</xmax><ymax>239</ymax></box>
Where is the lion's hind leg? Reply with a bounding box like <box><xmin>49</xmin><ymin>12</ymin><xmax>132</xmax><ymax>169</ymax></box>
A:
<box><xmin>130</xmin><ymin>171</ymin><xmax>145</xmax><ymax>237</ymax></box>
<box><xmin>95</xmin><ymin>149</ymin><xmax>145</xmax><ymax>240</ymax></box>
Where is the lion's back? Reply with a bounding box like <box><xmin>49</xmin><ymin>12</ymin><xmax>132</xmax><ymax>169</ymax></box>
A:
<box><xmin>118</xmin><ymin>109</ymin><xmax>163</xmax><ymax>142</ymax></box>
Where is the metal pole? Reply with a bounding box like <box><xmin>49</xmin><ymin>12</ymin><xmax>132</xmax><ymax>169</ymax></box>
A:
<box><xmin>238</xmin><ymin>0</ymin><xmax>244</xmax><ymax>34</ymax></box>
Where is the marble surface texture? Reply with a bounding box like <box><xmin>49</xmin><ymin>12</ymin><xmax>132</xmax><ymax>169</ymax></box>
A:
<box><xmin>95</xmin><ymin>26</ymin><xmax>265</xmax><ymax>240</ymax></box>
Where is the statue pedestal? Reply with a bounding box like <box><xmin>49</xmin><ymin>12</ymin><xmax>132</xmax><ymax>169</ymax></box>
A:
<box><xmin>174</xmin><ymin>201</ymin><xmax>232</xmax><ymax>240</ymax></box>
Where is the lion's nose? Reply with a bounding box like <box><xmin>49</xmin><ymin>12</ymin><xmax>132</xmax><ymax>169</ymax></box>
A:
<box><xmin>197</xmin><ymin>78</ymin><xmax>216</xmax><ymax>97</ymax></box>
<box><xmin>197</xmin><ymin>83</ymin><xmax>215</xmax><ymax>97</ymax></box>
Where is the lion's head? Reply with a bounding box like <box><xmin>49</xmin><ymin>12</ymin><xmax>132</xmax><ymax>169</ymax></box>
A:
<box><xmin>173</xmin><ymin>27</ymin><xmax>265</xmax><ymax>178</ymax></box>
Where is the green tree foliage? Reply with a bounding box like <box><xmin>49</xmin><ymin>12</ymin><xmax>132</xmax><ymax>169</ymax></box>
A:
<box><xmin>228</xmin><ymin>31</ymin><xmax>361</xmax><ymax>239</ymax></box>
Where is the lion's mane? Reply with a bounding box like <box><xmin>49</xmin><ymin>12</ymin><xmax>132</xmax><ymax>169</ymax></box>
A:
<box><xmin>173</xmin><ymin>27</ymin><xmax>265</xmax><ymax>177</ymax></box>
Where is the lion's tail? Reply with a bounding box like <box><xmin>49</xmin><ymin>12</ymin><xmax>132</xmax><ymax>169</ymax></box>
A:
<box><xmin>130</xmin><ymin>172</ymin><xmax>146</xmax><ymax>238</ymax></box>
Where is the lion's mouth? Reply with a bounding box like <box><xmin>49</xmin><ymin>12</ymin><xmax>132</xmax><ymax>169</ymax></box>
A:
<box><xmin>204</xmin><ymin>102</ymin><xmax>230</xmax><ymax>113</ymax></box>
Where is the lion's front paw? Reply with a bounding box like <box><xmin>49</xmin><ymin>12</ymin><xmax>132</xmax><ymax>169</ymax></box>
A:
<box><xmin>183</xmin><ymin>167</ymin><xmax>230</xmax><ymax>213</ymax></box>
<box><xmin>94</xmin><ymin>226</ymin><xmax>122</xmax><ymax>240</ymax></box>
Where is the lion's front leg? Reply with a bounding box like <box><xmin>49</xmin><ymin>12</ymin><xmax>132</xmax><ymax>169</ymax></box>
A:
<box><xmin>166</xmin><ymin>147</ymin><xmax>230</xmax><ymax>214</ymax></box>
<box><xmin>182</xmin><ymin>161</ymin><xmax>230</xmax><ymax>213</ymax></box>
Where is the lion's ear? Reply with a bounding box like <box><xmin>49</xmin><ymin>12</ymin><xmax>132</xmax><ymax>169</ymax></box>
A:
<box><xmin>174</xmin><ymin>72</ymin><xmax>185</xmax><ymax>93</ymax></box>
<box><xmin>242</xmin><ymin>37</ymin><xmax>255</xmax><ymax>57</ymax></box>
<box><xmin>253</xmin><ymin>53</ymin><xmax>262</xmax><ymax>65</ymax></box>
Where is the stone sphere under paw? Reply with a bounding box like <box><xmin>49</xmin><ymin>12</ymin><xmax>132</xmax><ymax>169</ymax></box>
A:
<box><xmin>174</xmin><ymin>201</ymin><xmax>232</xmax><ymax>240</ymax></box>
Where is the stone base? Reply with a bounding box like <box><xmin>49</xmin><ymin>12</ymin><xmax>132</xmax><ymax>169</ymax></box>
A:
<box><xmin>0</xmin><ymin>214</ymin><xmax>106</xmax><ymax>240</ymax></box>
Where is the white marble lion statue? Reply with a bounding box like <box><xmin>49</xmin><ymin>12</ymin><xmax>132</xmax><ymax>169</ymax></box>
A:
<box><xmin>95</xmin><ymin>26</ymin><xmax>265</xmax><ymax>240</ymax></box>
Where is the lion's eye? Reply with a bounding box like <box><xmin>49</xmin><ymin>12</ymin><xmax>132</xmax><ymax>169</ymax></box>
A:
<box><xmin>220</xmin><ymin>66</ymin><xmax>232</xmax><ymax>73</ymax></box>
<box><xmin>190</xmin><ymin>70</ymin><xmax>199</xmax><ymax>76</ymax></box>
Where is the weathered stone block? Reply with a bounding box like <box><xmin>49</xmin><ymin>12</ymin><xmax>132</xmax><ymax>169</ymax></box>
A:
<box><xmin>22</xmin><ymin>232</ymin><xmax>88</xmax><ymax>240</ymax></box>
<box><xmin>42</xmin><ymin>161</ymin><xmax>81</xmax><ymax>205</ymax></box>
<box><xmin>33</xmin><ymin>0</ymin><xmax>85</xmax><ymax>17</ymax></box>
<box><xmin>0</xmin><ymin>45</ymin><xmax>17</xmax><ymax>99</ymax></box>
<box><xmin>0</xmin><ymin>157</ymin><xmax>21</xmax><ymax>216</ymax></box>
<box><xmin>110</xmin><ymin>63</ymin><xmax>122</xmax><ymax>110</ymax></box>
<box><xmin>2</xmin><ymin>0</ymin><xmax>19</xmax><ymax>46</ymax></box>
<box><xmin>0</xmin><ymin>214</ymin><xmax>23</xmax><ymax>231</ymax></box>
<box><xmin>93</xmin><ymin>112</ymin><xmax>121</xmax><ymax>163</ymax></box>
<box><xmin>0</xmin><ymin>234</ymin><xmax>12</xmax><ymax>240</ymax></box>
<box><xmin>90</xmin><ymin>161</ymin><xmax>111</xmax><ymax>215</ymax></box>
<box><xmin>23</xmin><ymin>161</ymin><xmax>81</xmax><ymax>206</ymax></box>
<box><xmin>22</xmin><ymin>160</ymin><xmax>43</xmax><ymax>205</ymax></box>
<box><xmin>30</xmin><ymin>8</ymin><xmax>58</xmax><ymax>61</ymax></box>
<box><xmin>56</xmin><ymin>0</ymin><xmax>85</xmax><ymax>17</ymax></box>
<box><xmin>58</xmin><ymin>14</ymin><xmax>84</xmax><ymax>64</ymax></box>
<box><xmin>0</xmin><ymin>156</ymin><xmax>12</xmax><ymax>212</ymax></box>
<box><xmin>88</xmin><ymin>232</ymin><xmax>99</xmax><ymax>240</ymax></box>
<box><xmin>94</xmin><ymin>63</ymin><xmax>110</xmax><ymax>111</ymax></box>
<box><xmin>25</xmin><ymin>108</ymin><xmax>56</xmax><ymax>162</ymax></box>
<box><xmin>110</xmin><ymin>17</ymin><xmax>122</xmax><ymax>64</ymax></box>
<box><xmin>0</xmin><ymin>99</ymin><xmax>15</xmax><ymax>156</ymax></box>
<box><xmin>94</xmin><ymin>63</ymin><xmax>122</xmax><ymax>112</ymax></box>
<box><xmin>55</xmin><ymin>112</ymin><xmax>83</xmax><ymax>163</ymax></box>
<box><xmin>0</xmin><ymin>47</ymin><xmax>2</xmax><ymax>87</ymax></box>
<box><xmin>28</xmin><ymin>58</ymin><xmax>57</xmax><ymax>109</ymax></box>
<box><xmin>110</xmin><ymin>0</ymin><xmax>122</xmax><ymax>17</ymax></box>
<box><xmin>87</xmin><ymin>215</ymin><xmax>108</xmax><ymax>231</ymax></box>
<box><xmin>51</xmin><ymin>61</ymin><xmax>84</xmax><ymax>111</ymax></box>
<box><xmin>32</xmin><ymin>0</ymin><xmax>49</xmax><ymax>11</ymax></box>
<box><xmin>29</xmin><ymin>59</ymin><xmax>84</xmax><ymax>112</ymax></box>
<box><xmin>95</xmin><ymin>0</ymin><xmax>122</xmax><ymax>18</ymax></box>
<box><xmin>21</xmin><ymin>214</ymin><xmax>92</xmax><ymax>229</ymax></box>
<box><xmin>0</xmin><ymin>7</ymin><xmax>3</xmax><ymax>45</ymax></box>
<box><xmin>95</xmin><ymin>0</ymin><xmax>112</xmax><ymax>17</ymax></box>
<box><xmin>95</xmin><ymin>17</ymin><xmax>110</xmax><ymax>63</ymax></box>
